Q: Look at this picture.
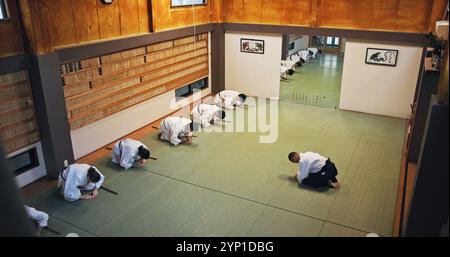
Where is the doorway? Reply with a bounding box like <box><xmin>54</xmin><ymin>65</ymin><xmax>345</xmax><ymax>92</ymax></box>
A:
<box><xmin>280</xmin><ymin>35</ymin><xmax>345</xmax><ymax>109</ymax></box>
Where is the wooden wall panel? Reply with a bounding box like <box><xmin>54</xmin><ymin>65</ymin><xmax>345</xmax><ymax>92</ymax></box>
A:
<box><xmin>150</xmin><ymin>0</ymin><xmax>212</xmax><ymax>32</ymax></box>
<box><xmin>12</xmin><ymin>0</ymin><xmax>448</xmax><ymax>54</ymax></box>
<box><xmin>97</xmin><ymin>0</ymin><xmax>121</xmax><ymax>39</ymax></box>
<box><xmin>138</xmin><ymin>0</ymin><xmax>150</xmax><ymax>32</ymax></box>
<box><xmin>0</xmin><ymin>0</ymin><xmax>24</xmax><ymax>57</ymax></box>
<box><xmin>281</xmin><ymin>0</ymin><xmax>314</xmax><ymax>26</ymax></box>
<box><xmin>372</xmin><ymin>0</ymin><xmax>399</xmax><ymax>31</ymax></box>
<box><xmin>318</xmin><ymin>0</ymin><xmax>349</xmax><ymax>28</ymax></box>
<box><xmin>261</xmin><ymin>0</ymin><xmax>282</xmax><ymax>25</ymax></box>
<box><xmin>210</xmin><ymin>0</ymin><xmax>223</xmax><ymax>23</ymax></box>
<box><xmin>397</xmin><ymin>0</ymin><xmax>430</xmax><ymax>32</ymax></box>
<box><xmin>119</xmin><ymin>0</ymin><xmax>140</xmax><ymax>35</ymax></box>
<box><xmin>347</xmin><ymin>0</ymin><xmax>374</xmax><ymax>30</ymax></box>
<box><xmin>221</xmin><ymin>0</ymin><xmax>443</xmax><ymax>33</ymax></box>
<box><xmin>428</xmin><ymin>0</ymin><xmax>448</xmax><ymax>32</ymax></box>
<box><xmin>46</xmin><ymin>0</ymin><xmax>76</xmax><ymax>47</ymax></box>
<box><xmin>242</xmin><ymin>0</ymin><xmax>262</xmax><ymax>24</ymax></box>
<box><xmin>72</xmin><ymin>0</ymin><xmax>100</xmax><ymax>43</ymax></box>
<box><xmin>223</xmin><ymin>0</ymin><xmax>244</xmax><ymax>23</ymax></box>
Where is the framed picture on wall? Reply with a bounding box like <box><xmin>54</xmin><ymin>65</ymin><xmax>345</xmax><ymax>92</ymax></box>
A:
<box><xmin>241</xmin><ymin>38</ymin><xmax>265</xmax><ymax>54</ymax></box>
<box><xmin>365</xmin><ymin>48</ymin><xmax>398</xmax><ymax>66</ymax></box>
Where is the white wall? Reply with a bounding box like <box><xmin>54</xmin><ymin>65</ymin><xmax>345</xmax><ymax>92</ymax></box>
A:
<box><xmin>225</xmin><ymin>32</ymin><xmax>282</xmax><ymax>99</ymax></box>
<box><xmin>71</xmin><ymin>33</ymin><xmax>212</xmax><ymax>159</ymax></box>
<box><xmin>339</xmin><ymin>39</ymin><xmax>423</xmax><ymax>118</ymax></box>
<box><xmin>288</xmin><ymin>35</ymin><xmax>309</xmax><ymax>56</ymax></box>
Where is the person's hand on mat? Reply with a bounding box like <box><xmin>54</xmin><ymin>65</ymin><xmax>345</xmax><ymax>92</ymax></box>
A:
<box><xmin>139</xmin><ymin>159</ymin><xmax>147</xmax><ymax>166</ymax></box>
<box><xmin>290</xmin><ymin>172</ymin><xmax>298</xmax><ymax>181</ymax></box>
<box><xmin>90</xmin><ymin>188</ymin><xmax>98</xmax><ymax>198</ymax></box>
<box><xmin>79</xmin><ymin>194</ymin><xmax>93</xmax><ymax>200</ymax></box>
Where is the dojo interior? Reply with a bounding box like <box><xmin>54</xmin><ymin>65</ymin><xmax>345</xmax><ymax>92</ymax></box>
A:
<box><xmin>0</xmin><ymin>0</ymin><xmax>449</xmax><ymax>237</ymax></box>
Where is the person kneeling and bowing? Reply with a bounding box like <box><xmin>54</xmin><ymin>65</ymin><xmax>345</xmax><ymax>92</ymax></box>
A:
<box><xmin>191</xmin><ymin>104</ymin><xmax>226</xmax><ymax>128</ymax></box>
<box><xmin>159</xmin><ymin>116</ymin><xmax>199</xmax><ymax>146</ymax></box>
<box><xmin>111</xmin><ymin>138</ymin><xmax>150</xmax><ymax>170</ymax></box>
<box><xmin>288</xmin><ymin>151</ymin><xmax>341</xmax><ymax>189</ymax></box>
<box><xmin>58</xmin><ymin>164</ymin><xmax>105</xmax><ymax>201</ymax></box>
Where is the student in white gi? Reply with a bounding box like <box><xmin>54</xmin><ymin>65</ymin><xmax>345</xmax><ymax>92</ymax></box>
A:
<box><xmin>111</xmin><ymin>138</ymin><xmax>150</xmax><ymax>170</ymax></box>
<box><xmin>307</xmin><ymin>47</ymin><xmax>321</xmax><ymax>59</ymax></box>
<box><xmin>58</xmin><ymin>164</ymin><xmax>105</xmax><ymax>202</ymax></box>
<box><xmin>288</xmin><ymin>151</ymin><xmax>340</xmax><ymax>189</ymax></box>
<box><xmin>191</xmin><ymin>104</ymin><xmax>226</xmax><ymax>128</ymax></box>
<box><xmin>159</xmin><ymin>116</ymin><xmax>198</xmax><ymax>146</ymax></box>
<box><xmin>280</xmin><ymin>65</ymin><xmax>294</xmax><ymax>79</ymax></box>
<box><xmin>24</xmin><ymin>205</ymin><xmax>48</xmax><ymax>236</ymax></box>
<box><xmin>289</xmin><ymin>53</ymin><xmax>305</xmax><ymax>65</ymax></box>
<box><xmin>298</xmin><ymin>49</ymin><xmax>311</xmax><ymax>62</ymax></box>
<box><xmin>214</xmin><ymin>90</ymin><xmax>247</xmax><ymax>110</ymax></box>
<box><xmin>281</xmin><ymin>60</ymin><xmax>299</xmax><ymax>71</ymax></box>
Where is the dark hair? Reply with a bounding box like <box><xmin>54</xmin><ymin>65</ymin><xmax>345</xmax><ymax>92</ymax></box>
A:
<box><xmin>296</xmin><ymin>61</ymin><xmax>302</xmax><ymax>67</ymax></box>
<box><xmin>238</xmin><ymin>94</ymin><xmax>247</xmax><ymax>102</ymax></box>
<box><xmin>138</xmin><ymin>146</ymin><xmax>150</xmax><ymax>160</ymax></box>
<box><xmin>300</xmin><ymin>58</ymin><xmax>305</xmax><ymax>63</ymax></box>
<box><xmin>219</xmin><ymin>110</ymin><xmax>226</xmax><ymax>120</ymax></box>
<box><xmin>190</xmin><ymin>122</ymin><xmax>200</xmax><ymax>132</ymax></box>
<box><xmin>287</xmin><ymin>69</ymin><xmax>295</xmax><ymax>76</ymax></box>
<box><xmin>87</xmin><ymin>167</ymin><xmax>101</xmax><ymax>183</ymax></box>
<box><xmin>318</xmin><ymin>49</ymin><xmax>322</xmax><ymax>54</ymax></box>
<box><xmin>309</xmin><ymin>50</ymin><xmax>314</xmax><ymax>55</ymax></box>
<box><xmin>288</xmin><ymin>152</ymin><xmax>298</xmax><ymax>162</ymax></box>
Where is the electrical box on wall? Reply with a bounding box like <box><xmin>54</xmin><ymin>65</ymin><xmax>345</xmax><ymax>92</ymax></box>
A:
<box><xmin>435</xmin><ymin>21</ymin><xmax>449</xmax><ymax>40</ymax></box>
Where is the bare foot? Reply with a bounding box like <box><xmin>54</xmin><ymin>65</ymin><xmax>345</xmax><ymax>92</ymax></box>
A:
<box><xmin>329</xmin><ymin>181</ymin><xmax>341</xmax><ymax>189</ymax></box>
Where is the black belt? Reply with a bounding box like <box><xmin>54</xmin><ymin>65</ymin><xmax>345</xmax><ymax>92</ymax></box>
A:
<box><xmin>119</xmin><ymin>140</ymin><xmax>123</xmax><ymax>157</ymax></box>
<box><xmin>196</xmin><ymin>105</ymin><xmax>202</xmax><ymax>115</ymax></box>
<box><xmin>59</xmin><ymin>170</ymin><xmax>66</xmax><ymax>181</ymax></box>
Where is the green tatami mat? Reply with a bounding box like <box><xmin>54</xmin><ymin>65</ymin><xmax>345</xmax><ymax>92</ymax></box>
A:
<box><xmin>98</xmin><ymin>179</ymin><xmax>265</xmax><ymax>237</ymax></box>
<box><xmin>53</xmin><ymin>171</ymin><xmax>168</xmax><ymax>234</ymax></box>
<box><xmin>326</xmin><ymin>170</ymin><xmax>399</xmax><ymax>236</ymax></box>
<box><xmin>41</xmin><ymin>217</ymin><xmax>95</xmax><ymax>237</ymax></box>
<box><xmin>172</xmin><ymin>149</ymin><xmax>289</xmax><ymax>204</ymax></box>
<box><xmin>246</xmin><ymin>206</ymin><xmax>323</xmax><ymax>237</ymax></box>
<box><xmin>269</xmin><ymin>169</ymin><xmax>347</xmax><ymax>219</ymax></box>
<box><xmin>309</xmin><ymin>130</ymin><xmax>360</xmax><ymax>170</ymax></box>
<box><xmin>322</xmin><ymin>109</ymin><xmax>368</xmax><ymax>137</ymax></box>
<box><xmin>349</xmin><ymin>138</ymin><xmax>403</xmax><ymax>178</ymax></box>
<box><xmin>319</xmin><ymin>222</ymin><xmax>367</xmax><ymax>237</ymax></box>
<box><xmin>362</xmin><ymin>116</ymin><xmax>407</xmax><ymax>142</ymax></box>
<box><xmin>27</xmin><ymin>170</ymin><xmax>169</xmax><ymax>235</ymax></box>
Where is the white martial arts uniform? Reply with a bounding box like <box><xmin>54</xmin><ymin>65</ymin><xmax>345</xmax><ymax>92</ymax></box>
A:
<box><xmin>112</xmin><ymin>138</ymin><xmax>149</xmax><ymax>170</ymax></box>
<box><xmin>307</xmin><ymin>47</ymin><xmax>320</xmax><ymax>58</ymax></box>
<box><xmin>159</xmin><ymin>117</ymin><xmax>192</xmax><ymax>146</ymax></box>
<box><xmin>288</xmin><ymin>54</ymin><xmax>301</xmax><ymax>63</ymax></box>
<box><xmin>58</xmin><ymin>164</ymin><xmax>105</xmax><ymax>202</ymax></box>
<box><xmin>191</xmin><ymin>104</ymin><xmax>221</xmax><ymax>128</ymax></box>
<box><xmin>299</xmin><ymin>50</ymin><xmax>311</xmax><ymax>62</ymax></box>
<box><xmin>280</xmin><ymin>66</ymin><xmax>289</xmax><ymax>79</ymax></box>
<box><xmin>281</xmin><ymin>60</ymin><xmax>297</xmax><ymax>71</ymax></box>
<box><xmin>296</xmin><ymin>152</ymin><xmax>327</xmax><ymax>183</ymax></box>
<box><xmin>25</xmin><ymin>205</ymin><xmax>48</xmax><ymax>227</ymax></box>
<box><xmin>214</xmin><ymin>90</ymin><xmax>244</xmax><ymax>110</ymax></box>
